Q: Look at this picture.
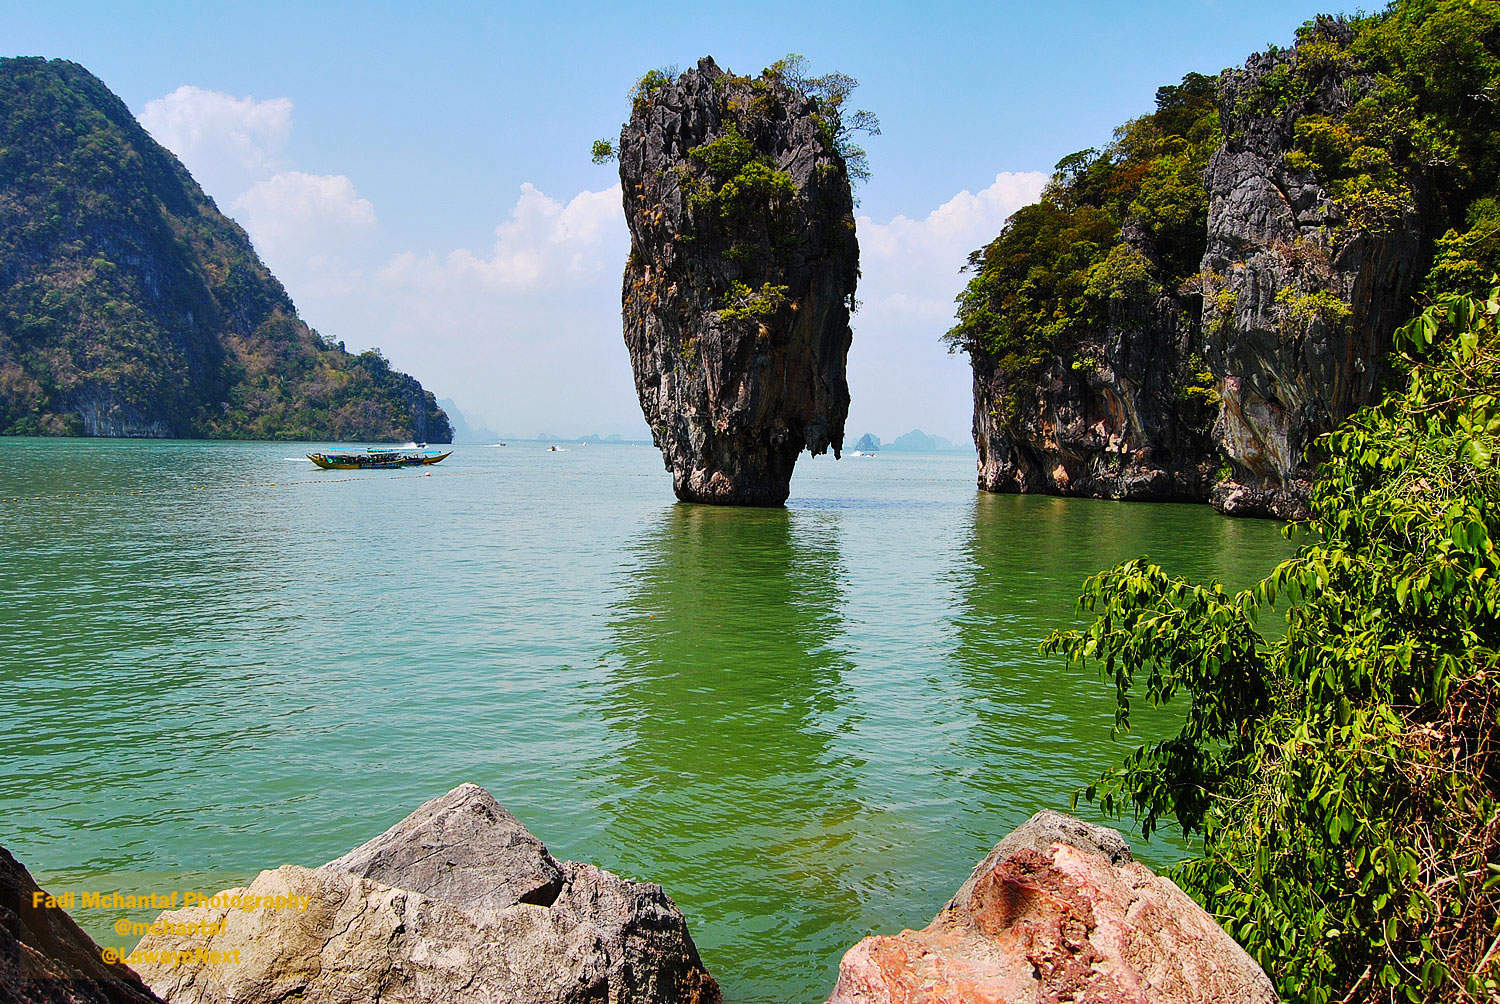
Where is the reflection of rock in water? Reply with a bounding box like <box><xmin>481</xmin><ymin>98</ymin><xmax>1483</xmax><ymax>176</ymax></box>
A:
<box><xmin>595</xmin><ymin>504</ymin><xmax>864</xmax><ymax>985</ymax></box>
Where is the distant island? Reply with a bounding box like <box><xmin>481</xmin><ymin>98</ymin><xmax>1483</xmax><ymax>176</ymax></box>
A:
<box><xmin>0</xmin><ymin>58</ymin><xmax>449</xmax><ymax>442</ymax></box>
<box><xmin>851</xmin><ymin>429</ymin><xmax>969</xmax><ymax>453</ymax></box>
<box><xmin>438</xmin><ymin>399</ymin><xmax>500</xmax><ymax>444</ymax></box>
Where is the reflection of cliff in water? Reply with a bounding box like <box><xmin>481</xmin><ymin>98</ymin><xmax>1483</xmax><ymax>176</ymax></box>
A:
<box><xmin>593</xmin><ymin>504</ymin><xmax>865</xmax><ymax>983</ymax></box>
<box><xmin>943</xmin><ymin>492</ymin><xmax>1295</xmax><ymax>865</ymax></box>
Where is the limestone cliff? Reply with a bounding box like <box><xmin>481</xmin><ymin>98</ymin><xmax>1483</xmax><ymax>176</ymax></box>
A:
<box><xmin>1200</xmin><ymin>22</ymin><xmax>1427</xmax><ymax>518</ymax></box>
<box><xmin>958</xmin><ymin>8</ymin><xmax>1495</xmax><ymax>518</ymax></box>
<box><xmin>971</xmin><ymin>223</ymin><xmax>1217</xmax><ymax>501</ymax></box>
<box><xmin>616</xmin><ymin>57</ymin><xmax>859</xmax><ymax>505</ymax></box>
<box><xmin>954</xmin><ymin>73</ymin><xmax>1222</xmax><ymax>506</ymax></box>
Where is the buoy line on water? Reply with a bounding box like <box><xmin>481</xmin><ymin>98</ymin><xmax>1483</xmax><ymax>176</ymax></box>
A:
<box><xmin>0</xmin><ymin>468</ymin><xmax>493</xmax><ymax>508</ymax></box>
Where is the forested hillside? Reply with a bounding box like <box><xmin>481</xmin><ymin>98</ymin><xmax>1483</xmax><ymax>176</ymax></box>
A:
<box><xmin>0</xmin><ymin>57</ymin><xmax>450</xmax><ymax>441</ymax></box>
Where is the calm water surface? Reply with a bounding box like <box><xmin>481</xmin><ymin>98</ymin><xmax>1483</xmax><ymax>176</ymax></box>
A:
<box><xmin>0</xmin><ymin>438</ymin><xmax>1294</xmax><ymax>1001</ymax></box>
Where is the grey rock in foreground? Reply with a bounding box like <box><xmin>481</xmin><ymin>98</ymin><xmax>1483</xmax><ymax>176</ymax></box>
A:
<box><xmin>0</xmin><ymin>844</ymin><xmax>165</xmax><ymax>1004</ymax></box>
<box><xmin>135</xmin><ymin>784</ymin><xmax>719</xmax><ymax>1004</ymax></box>
<box><xmin>616</xmin><ymin>56</ymin><xmax>859</xmax><ymax>505</ymax></box>
<box><xmin>325</xmin><ymin>780</ymin><xmax>565</xmax><ymax>910</ymax></box>
<box><xmin>826</xmin><ymin>810</ymin><xmax>1279</xmax><ymax>1004</ymax></box>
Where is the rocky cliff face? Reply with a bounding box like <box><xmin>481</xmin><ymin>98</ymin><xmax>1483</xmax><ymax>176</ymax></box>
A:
<box><xmin>972</xmin><ymin>225</ymin><xmax>1217</xmax><ymax>502</ymax></box>
<box><xmin>617</xmin><ymin>57</ymin><xmax>858</xmax><ymax>505</ymax></box>
<box><xmin>0</xmin><ymin>58</ymin><xmax>450</xmax><ymax>442</ymax></box>
<box><xmin>963</xmin><ymin>19</ymin><xmax>1441</xmax><ymax>518</ymax></box>
<box><xmin>1200</xmin><ymin>26</ymin><xmax>1426</xmax><ymax>518</ymax></box>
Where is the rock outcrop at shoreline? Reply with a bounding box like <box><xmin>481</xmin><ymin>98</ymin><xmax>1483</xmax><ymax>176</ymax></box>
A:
<box><xmin>132</xmin><ymin>784</ymin><xmax>719</xmax><ymax>1004</ymax></box>
<box><xmin>971</xmin><ymin>218</ymin><xmax>1217</xmax><ymax>503</ymax></box>
<box><xmin>0</xmin><ymin>844</ymin><xmax>165</xmax><ymax>1004</ymax></box>
<box><xmin>825</xmin><ymin>810</ymin><xmax>1279</xmax><ymax>1004</ymax></box>
<box><xmin>1199</xmin><ymin>24</ymin><xmax>1425</xmax><ymax>519</ymax></box>
<box><xmin>956</xmin><ymin>16</ymin><xmax>1447</xmax><ymax>520</ymax></box>
<box><xmin>616</xmin><ymin>56</ymin><xmax>859</xmax><ymax>505</ymax></box>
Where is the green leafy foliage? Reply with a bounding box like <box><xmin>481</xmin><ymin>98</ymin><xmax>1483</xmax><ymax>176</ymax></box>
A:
<box><xmin>715</xmin><ymin>281</ymin><xmax>788</xmax><ymax>323</ymax></box>
<box><xmin>1044</xmin><ymin>287</ymin><xmax>1500</xmax><ymax>1002</ymax></box>
<box><xmin>944</xmin><ymin>72</ymin><xmax>1219</xmax><ymax>375</ymax></box>
<box><xmin>0</xmin><ymin>58</ymin><xmax>448</xmax><ymax>441</ymax></box>
<box><xmin>764</xmin><ymin>54</ymin><xmax>880</xmax><ymax>184</ymax></box>
<box><xmin>685</xmin><ymin>125</ymin><xmax>799</xmax><ymax>233</ymax></box>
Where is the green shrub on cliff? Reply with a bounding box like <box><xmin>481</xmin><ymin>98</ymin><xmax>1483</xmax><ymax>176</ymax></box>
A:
<box><xmin>943</xmin><ymin>72</ymin><xmax>1219</xmax><ymax>374</ymax></box>
<box><xmin>1046</xmin><ymin>288</ymin><xmax>1500</xmax><ymax>1002</ymax></box>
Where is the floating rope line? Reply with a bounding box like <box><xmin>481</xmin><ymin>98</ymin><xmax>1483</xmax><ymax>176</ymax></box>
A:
<box><xmin>0</xmin><ymin>468</ymin><xmax>491</xmax><ymax>507</ymax></box>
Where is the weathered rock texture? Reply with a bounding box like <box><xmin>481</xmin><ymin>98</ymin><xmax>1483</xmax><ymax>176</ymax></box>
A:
<box><xmin>973</xmin><ymin>223</ymin><xmax>1216</xmax><ymax>502</ymax></box>
<box><xmin>1200</xmin><ymin>27</ymin><xmax>1426</xmax><ymax>518</ymax></box>
<box><xmin>134</xmin><ymin>783</ymin><xmax>718</xmax><ymax>1004</ymax></box>
<box><xmin>617</xmin><ymin>57</ymin><xmax>859</xmax><ymax>505</ymax></box>
<box><xmin>967</xmin><ymin>24</ymin><xmax>1434</xmax><ymax>519</ymax></box>
<box><xmin>825</xmin><ymin>811</ymin><xmax>1278</xmax><ymax>1004</ymax></box>
<box><xmin>0</xmin><ymin>844</ymin><xmax>165</xmax><ymax>1004</ymax></box>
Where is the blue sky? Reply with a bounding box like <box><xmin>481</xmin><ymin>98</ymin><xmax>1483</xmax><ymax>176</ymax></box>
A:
<box><xmin>5</xmin><ymin>0</ymin><xmax>1354</xmax><ymax>442</ymax></box>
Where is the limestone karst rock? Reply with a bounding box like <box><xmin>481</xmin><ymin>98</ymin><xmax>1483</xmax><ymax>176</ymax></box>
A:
<box><xmin>0</xmin><ymin>57</ymin><xmax>450</xmax><ymax>441</ymax></box>
<box><xmin>961</xmin><ymin>19</ymin><xmax>1440</xmax><ymax>518</ymax></box>
<box><xmin>1200</xmin><ymin>22</ymin><xmax>1426</xmax><ymax>518</ymax></box>
<box><xmin>824</xmin><ymin>811</ymin><xmax>1280</xmax><ymax>1004</ymax></box>
<box><xmin>970</xmin><ymin>217</ymin><xmax>1217</xmax><ymax>503</ymax></box>
<box><xmin>132</xmin><ymin>784</ymin><xmax>719</xmax><ymax>1004</ymax></box>
<box><xmin>616</xmin><ymin>57</ymin><xmax>859</xmax><ymax>505</ymax></box>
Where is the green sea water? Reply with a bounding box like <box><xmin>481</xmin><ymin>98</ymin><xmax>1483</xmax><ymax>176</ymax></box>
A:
<box><xmin>0</xmin><ymin>438</ymin><xmax>1294</xmax><ymax>1001</ymax></box>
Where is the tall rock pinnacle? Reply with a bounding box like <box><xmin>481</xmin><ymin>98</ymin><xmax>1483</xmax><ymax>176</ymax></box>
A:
<box><xmin>616</xmin><ymin>56</ymin><xmax>859</xmax><ymax>505</ymax></box>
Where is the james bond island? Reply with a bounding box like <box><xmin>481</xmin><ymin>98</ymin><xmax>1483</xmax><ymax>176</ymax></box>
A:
<box><xmin>602</xmin><ymin>57</ymin><xmax>868</xmax><ymax>506</ymax></box>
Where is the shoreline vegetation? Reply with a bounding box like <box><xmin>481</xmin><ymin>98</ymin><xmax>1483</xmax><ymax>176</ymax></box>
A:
<box><xmin>1047</xmin><ymin>288</ymin><xmax>1500</xmax><ymax>1001</ymax></box>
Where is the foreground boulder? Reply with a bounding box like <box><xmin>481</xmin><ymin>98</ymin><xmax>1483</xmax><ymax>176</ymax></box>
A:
<box><xmin>826</xmin><ymin>811</ymin><xmax>1277</xmax><ymax>1004</ymax></box>
<box><xmin>134</xmin><ymin>783</ymin><xmax>719</xmax><ymax>1004</ymax></box>
<box><xmin>615</xmin><ymin>56</ymin><xmax>859</xmax><ymax>505</ymax></box>
<box><xmin>0</xmin><ymin>844</ymin><xmax>164</xmax><ymax>1004</ymax></box>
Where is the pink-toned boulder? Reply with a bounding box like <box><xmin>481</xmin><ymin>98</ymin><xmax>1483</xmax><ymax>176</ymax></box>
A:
<box><xmin>826</xmin><ymin>811</ymin><xmax>1278</xmax><ymax>1004</ymax></box>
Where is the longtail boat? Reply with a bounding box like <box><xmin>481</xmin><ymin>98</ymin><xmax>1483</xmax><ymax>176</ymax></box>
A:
<box><xmin>307</xmin><ymin>446</ymin><xmax>452</xmax><ymax>470</ymax></box>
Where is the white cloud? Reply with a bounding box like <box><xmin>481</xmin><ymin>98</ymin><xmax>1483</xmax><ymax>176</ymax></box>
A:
<box><xmin>380</xmin><ymin>183</ymin><xmax>624</xmax><ymax>291</ymax></box>
<box><xmin>232</xmin><ymin>172</ymin><xmax>376</xmax><ymax>293</ymax></box>
<box><xmin>138</xmin><ymin>86</ymin><xmax>293</xmax><ymax>204</ymax></box>
<box><xmin>346</xmin><ymin>182</ymin><xmax>637</xmax><ymax>436</ymax></box>
<box><xmin>845</xmin><ymin>171</ymin><xmax>1048</xmax><ymax>443</ymax></box>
